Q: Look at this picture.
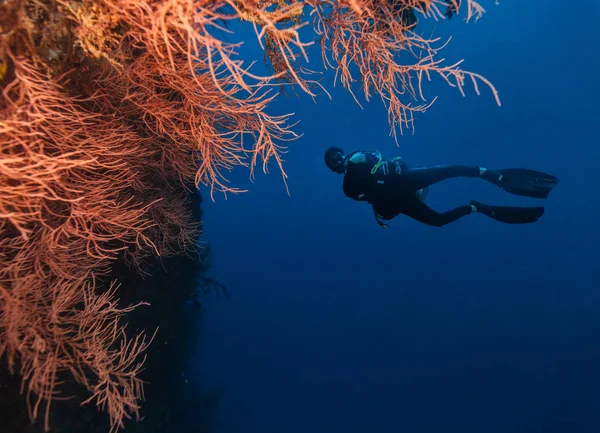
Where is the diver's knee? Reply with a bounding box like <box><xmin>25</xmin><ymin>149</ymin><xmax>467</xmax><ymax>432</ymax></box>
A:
<box><xmin>427</xmin><ymin>218</ymin><xmax>447</xmax><ymax>227</ymax></box>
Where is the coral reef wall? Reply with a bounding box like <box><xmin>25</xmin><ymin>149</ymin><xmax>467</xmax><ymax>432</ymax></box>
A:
<box><xmin>1</xmin><ymin>189</ymin><xmax>220</xmax><ymax>433</ymax></box>
<box><xmin>0</xmin><ymin>0</ymin><xmax>499</xmax><ymax>431</ymax></box>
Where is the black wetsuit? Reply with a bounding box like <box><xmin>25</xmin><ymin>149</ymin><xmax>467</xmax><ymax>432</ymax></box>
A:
<box><xmin>342</xmin><ymin>151</ymin><xmax>479</xmax><ymax>227</ymax></box>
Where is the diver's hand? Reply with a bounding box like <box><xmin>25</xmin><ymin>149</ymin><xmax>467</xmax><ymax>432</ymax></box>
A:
<box><xmin>372</xmin><ymin>208</ymin><xmax>388</xmax><ymax>229</ymax></box>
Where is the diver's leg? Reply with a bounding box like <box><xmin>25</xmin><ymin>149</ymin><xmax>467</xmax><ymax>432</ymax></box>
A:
<box><xmin>398</xmin><ymin>165</ymin><xmax>482</xmax><ymax>192</ymax></box>
<box><xmin>401</xmin><ymin>196</ymin><xmax>474</xmax><ymax>227</ymax></box>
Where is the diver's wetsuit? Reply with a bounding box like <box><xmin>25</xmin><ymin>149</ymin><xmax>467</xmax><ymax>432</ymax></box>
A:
<box><xmin>342</xmin><ymin>151</ymin><xmax>479</xmax><ymax>227</ymax></box>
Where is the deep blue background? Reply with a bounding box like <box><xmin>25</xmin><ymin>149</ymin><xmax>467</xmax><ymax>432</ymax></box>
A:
<box><xmin>191</xmin><ymin>2</ymin><xmax>600</xmax><ymax>432</ymax></box>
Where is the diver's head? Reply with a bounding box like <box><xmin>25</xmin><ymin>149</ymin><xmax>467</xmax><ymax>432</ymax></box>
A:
<box><xmin>324</xmin><ymin>146</ymin><xmax>346</xmax><ymax>174</ymax></box>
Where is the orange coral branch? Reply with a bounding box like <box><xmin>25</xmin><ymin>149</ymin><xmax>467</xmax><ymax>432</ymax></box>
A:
<box><xmin>308</xmin><ymin>0</ymin><xmax>500</xmax><ymax>141</ymax></box>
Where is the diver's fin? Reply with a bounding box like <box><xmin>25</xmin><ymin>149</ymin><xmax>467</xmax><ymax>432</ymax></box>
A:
<box><xmin>470</xmin><ymin>200</ymin><xmax>545</xmax><ymax>224</ymax></box>
<box><xmin>482</xmin><ymin>168</ymin><xmax>559</xmax><ymax>199</ymax></box>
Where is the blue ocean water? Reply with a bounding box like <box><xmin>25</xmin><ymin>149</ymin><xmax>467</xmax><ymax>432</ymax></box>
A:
<box><xmin>193</xmin><ymin>2</ymin><xmax>600</xmax><ymax>433</ymax></box>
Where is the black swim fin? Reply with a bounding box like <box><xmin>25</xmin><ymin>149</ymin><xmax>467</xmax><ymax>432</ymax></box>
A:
<box><xmin>482</xmin><ymin>168</ymin><xmax>559</xmax><ymax>199</ymax></box>
<box><xmin>470</xmin><ymin>200</ymin><xmax>545</xmax><ymax>224</ymax></box>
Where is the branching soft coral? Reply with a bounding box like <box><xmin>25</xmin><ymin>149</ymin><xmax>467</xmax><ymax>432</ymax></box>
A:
<box><xmin>0</xmin><ymin>55</ymin><xmax>171</xmax><ymax>432</ymax></box>
<box><xmin>307</xmin><ymin>0</ymin><xmax>500</xmax><ymax>139</ymax></box>
<box><xmin>62</xmin><ymin>0</ymin><xmax>301</xmax><ymax>195</ymax></box>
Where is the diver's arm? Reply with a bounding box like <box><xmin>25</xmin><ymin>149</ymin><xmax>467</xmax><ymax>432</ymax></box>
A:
<box><xmin>343</xmin><ymin>152</ymin><xmax>376</xmax><ymax>201</ymax></box>
<box><xmin>343</xmin><ymin>178</ymin><xmax>367</xmax><ymax>201</ymax></box>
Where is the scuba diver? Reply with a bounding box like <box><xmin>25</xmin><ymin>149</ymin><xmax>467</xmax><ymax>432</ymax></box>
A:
<box><xmin>324</xmin><ymin>147</ymin><xmax>560</xmax><ymax>229</ymax></box>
